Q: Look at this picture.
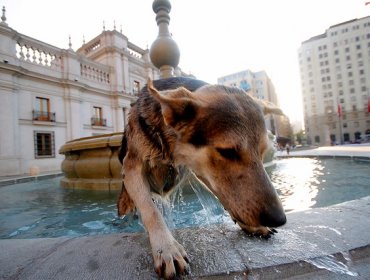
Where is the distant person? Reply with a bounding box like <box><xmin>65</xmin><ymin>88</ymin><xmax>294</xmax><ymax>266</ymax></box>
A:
<box><xmin>286</xmin><ymin>144</ymin><xmax>290</xmax><ymax>155</ymax></box>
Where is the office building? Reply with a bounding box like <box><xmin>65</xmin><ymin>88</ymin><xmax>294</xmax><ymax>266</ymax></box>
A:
<box><xmin>298</xmin><ymin>16</ymin><xmax>370</xmax><ymax>145</ymax></box>
<box><xmin>218</xmin><ymin>69</ymin><xmax>281</xmax><ymax>135</ymax></box>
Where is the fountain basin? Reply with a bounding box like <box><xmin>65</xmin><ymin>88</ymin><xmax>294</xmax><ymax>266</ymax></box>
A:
<box><xmin>1</xmin><ymin>157</ymin><xmax>369</xmax><ymax>239</ymax></box>
<box><xmin>1</xmin><ymin>196</ymin><xmax>370</xmax><ymax>279</ymax></box>
<box><xmin>59</xmin><ymin>133</ymin><xmax>123</xmax><ymax>190</ymax></box>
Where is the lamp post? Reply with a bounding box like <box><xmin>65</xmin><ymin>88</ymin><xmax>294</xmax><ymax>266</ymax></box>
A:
<box><xmin>337</xmin><ymin>96</ymin><xmax>344</xmax><ymax>145</ymax></box>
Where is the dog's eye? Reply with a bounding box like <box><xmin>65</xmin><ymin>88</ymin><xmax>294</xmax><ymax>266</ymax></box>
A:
<box><xmin>216</xmin><ymin>148</ymin><xmax>240</xmax><ymax>160</ymax></box>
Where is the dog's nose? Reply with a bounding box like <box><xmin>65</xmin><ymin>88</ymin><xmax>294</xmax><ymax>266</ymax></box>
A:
<box><xmin>260</xmin><ymin>205</ymin><xmax>286</xmax><ymax>228</ymax></box>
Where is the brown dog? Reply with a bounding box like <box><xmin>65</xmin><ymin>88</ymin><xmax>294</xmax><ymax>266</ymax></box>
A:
<box><xmin>117</xmin><ymin>77</ymin><xmax>286</xmax><ymax>279</ymax></box>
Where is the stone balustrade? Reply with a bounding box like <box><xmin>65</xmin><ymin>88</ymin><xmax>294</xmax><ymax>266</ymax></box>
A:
<box><xmin>127</xmin><ymin>47</ymin><xmax>142</xmax><ymax>59</ymax></box>
<box><xmin>127</xmin><ymin>42</ymin><xmax>146</xmax><ymax>59</ymax></box>
<box><xmin>15</xmin><ymin>36</ymin><xmax>62</xmax><ymax>69</ymax></box>
<box><xmin>80</xmin><ymin>59</ymin><xmax>111</xmax><ymax>84</ymax></box>
<box><xmin>4</xmin><ymin>28</ymin><xmax>113</xmax><ymax>86</ymax></box>
<box><xmin>83</xmin><ymin>39</ymin><xmax>101</xmax><ymax>55</ymax></box>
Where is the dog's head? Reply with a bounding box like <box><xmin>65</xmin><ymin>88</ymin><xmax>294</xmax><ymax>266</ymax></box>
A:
<box><xmin>148</xmin><ymin>79</ymin><xmax>286</xmax><ymax>237</ymax></box>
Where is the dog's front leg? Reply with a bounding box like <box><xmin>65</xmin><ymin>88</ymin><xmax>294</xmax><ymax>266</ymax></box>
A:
<box><xmin>123</xmin><ymin>163</ymin><xmax>189</xmax><ymax>279</ymax></box>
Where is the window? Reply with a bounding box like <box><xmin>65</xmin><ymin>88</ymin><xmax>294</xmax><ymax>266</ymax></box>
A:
<box><xmin>94</xmin><ymin>106</ymin><xmax>102</xmax><ymax>119</ymax></box>
<box><xmin>343</xmin><ymin>133</ymin><xmax>350</xmax><ymax>142</ymax></box>
<box><xmin>133</xmin><ymin>80</ymin><xmax>140</xmax><ymax>94</ymax></box>
<box><xmin>35</xmin><ymin>97</ymin><xmax>49</xmax><ymax>113</ymax></box>
<box><xmin>92</xmin><ymin>106</ymin><xmax>106</xmax><ymax>126</ymax></box>
<box><xmin>34</xmin><ymin>97</ymin><xmax>55</xmax><ymax>121</ymax></box>
<box><xmin>34</xmin><ymin>131</ymin><xmax>55</xmax><ymax>158</ymax></box>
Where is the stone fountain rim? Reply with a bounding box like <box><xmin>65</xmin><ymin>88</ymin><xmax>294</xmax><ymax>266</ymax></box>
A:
<box><xmin>59</xmin><ymin>132</ymin><xmax>123</xmax><ymax>154</ymax></box>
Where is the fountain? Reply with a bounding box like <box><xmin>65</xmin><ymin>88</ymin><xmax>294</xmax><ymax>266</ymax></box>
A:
<box><xmin>59</xmin><ymin>133</ymin><xmax>122</xmax><ymax>190</ymax></box>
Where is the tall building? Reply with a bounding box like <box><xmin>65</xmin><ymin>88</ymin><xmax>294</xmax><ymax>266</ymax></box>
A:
<box><xmin>217</xmin><ymin>70</ymin><xmax>281</xmax><ymax>135</ymax></box>
<box><xmin>298</xmin><ymin>16</ymin><xmax>370</xmax><ymax>146</ymax></box>
<box><xmin>0</xmin><ymin>11</ymin><xmax>190</xmax><ymax>176</ymax></box>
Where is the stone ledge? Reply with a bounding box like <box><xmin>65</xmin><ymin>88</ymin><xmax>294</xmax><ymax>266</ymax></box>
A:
<box><xmin>1</xmin><ymin>196</ymin><xmax>370</xmax><ymax>279</ymax></box>
<box><xmin>0</xmin><ymin>172</ymin><xmax>63</xmax><ymax>187</ymax></box>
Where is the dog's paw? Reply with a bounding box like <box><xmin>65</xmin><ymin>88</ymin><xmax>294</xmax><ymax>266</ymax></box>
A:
<box><xmin>152</xmin><ymin>239</ymin><xmax>190</xmax><ymax>279</ymax></box>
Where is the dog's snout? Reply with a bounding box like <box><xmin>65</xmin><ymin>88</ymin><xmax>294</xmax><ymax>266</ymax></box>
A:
<box><xmin>260</xmin><ymin>205</ymin><xmax>286</xmax><ymax>228</ymax></box>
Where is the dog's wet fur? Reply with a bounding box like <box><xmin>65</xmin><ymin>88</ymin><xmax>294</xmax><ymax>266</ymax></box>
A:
<box><xmin>117</xmin><ymin>77</ymin><xmax>286</xmax><ymax>279</ymax></box>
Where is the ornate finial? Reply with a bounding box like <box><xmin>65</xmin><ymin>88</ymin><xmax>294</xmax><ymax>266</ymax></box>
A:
<box><xmin>149</xmin><ymin>0</ymin><xmax>180</xmax><ymax>78</ymax></box>
<box><xmin>1</xmin><ymin>6</ymin><xmax>7</xmax><ymax>24</ymax></box>
<box><xmin>103</xmin><ymin>21</ymin><xmax>106</xmax><ymax>31</ymax></box>
<box><xmin>83</xmin><ymin>34</ymin><xmax>86</xmax><ymax>45</ymax></box>
<box><xmin>68</xmin><ymin>35</ymin><xmax>72</xmax><ymax>49</ymax></box>
<box><xmin>113</xmin><ymin>20</ymin><xmax>116</xmax><ymax>30</ymax></box>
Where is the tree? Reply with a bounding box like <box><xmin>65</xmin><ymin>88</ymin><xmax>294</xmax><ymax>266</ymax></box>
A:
<box><xmin>295</xmin><ymin>130</ymin><xmax>306</xmax><ymax>145</ymax></box>
<box><xmin>275</xmin><ymin>115</ymin><xmax>294</xmax><ymax>147</ymax></box>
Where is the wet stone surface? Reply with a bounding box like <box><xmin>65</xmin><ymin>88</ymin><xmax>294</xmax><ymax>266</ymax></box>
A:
<box><xmin>1</xmin><ymin>196</ymin><xmax>370</xmax><ymax>279</ymax></box>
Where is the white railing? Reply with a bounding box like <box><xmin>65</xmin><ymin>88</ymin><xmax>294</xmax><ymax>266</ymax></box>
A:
<box><xmin>127</xmin><ymin>42</ymin><xmax>145</xmax><ymax>59</ymax></box>
<box><xmin>15</xmin><ymin>38</ymin><xmax>61</xmax><ymax>69</ymax></box>
<box><xmin>127</xmin><ymin>47</ymin><xmax>142</xmax><ymax>59</ymax></box>
<box><xmin>80</xmin><ymin>60</ymin><xmax>110</xmax><ymax>84</ymax></box>
<box><xmin>83</xmin><ymin>40</ymin><xmax>101</xmax><ymax>55</ymax></box>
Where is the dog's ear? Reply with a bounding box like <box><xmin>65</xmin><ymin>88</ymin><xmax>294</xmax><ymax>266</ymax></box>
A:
<box><xmin>256</xmin><ymin>99</ymin><xmax>284</xmax><ymax>116</ymax></box>
<box><xmin>147</xmin><ymin>79</ymin><xmax>197</xmax><ymax>128</ymax></box>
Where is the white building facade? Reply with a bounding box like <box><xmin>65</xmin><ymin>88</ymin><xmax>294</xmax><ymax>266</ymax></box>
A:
<box><xmin>0</xmin><ymin>17</ymin><xmax>164</xmax><ymax>176</ymax></box>
<box><xmin>298</xmin><ymin>16</ymin><xmax>370</xmax><ymax>145</ymax></box>
<box><xmin>217</xmin><ymin>70</ymin><xmax>281</xmax><ymax>135</ymax></box>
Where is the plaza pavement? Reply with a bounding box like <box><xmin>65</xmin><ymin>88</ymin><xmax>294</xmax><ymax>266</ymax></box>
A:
<box><xmin>1</xmin><ymin>144</ymin><xmax>370</xmax><ymax>279</ymax></box>
<box><xmin>276</xmin><ymin>143</ymin><xmax>370</xmax><ymax>159</ymax></box>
